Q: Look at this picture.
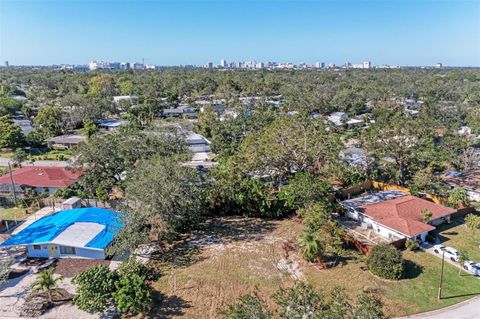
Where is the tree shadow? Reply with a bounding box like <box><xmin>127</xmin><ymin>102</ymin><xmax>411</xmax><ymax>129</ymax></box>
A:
<box><xmin>402</xmin><ymin>259</ymin><xmax>424</xmax><ymax>279</ymax></box>
<box><xmin>149</xmin><ymin>291</ymin><xmax>191</xmax><ymax>318</ymax></box>
<box><xmin>441</xmin><ymin>292</ymin><xmax>480</xmax><ymax>300</ymax></box>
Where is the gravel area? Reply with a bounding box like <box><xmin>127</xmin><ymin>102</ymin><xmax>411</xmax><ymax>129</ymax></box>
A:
<box><xmin>0</xmin><ymin>271</ymin><xmax>99</xmax><ymax>318</ymax></box>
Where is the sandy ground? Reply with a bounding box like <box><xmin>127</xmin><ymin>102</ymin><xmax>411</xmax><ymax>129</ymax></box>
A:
<box><xmin>0</xmin><ymin>272</ymin><xmax>98</xmax><ymax>319</ymax></box>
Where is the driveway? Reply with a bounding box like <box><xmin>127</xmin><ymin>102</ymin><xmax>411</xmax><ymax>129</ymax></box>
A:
<box><xmin>395</xmin><ymin>296</ymin><xmax>480</xmax><ymax>319</ymax></box>
<box><xmin>421</xmin><ymin>242</ymin><xmax>471</xmax><ymax>274</ymax></box>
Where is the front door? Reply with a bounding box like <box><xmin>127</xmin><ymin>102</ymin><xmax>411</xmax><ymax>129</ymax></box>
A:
<box><xmin>48</xmin><ymin>244</ymin><xmax>56</xmax><ymax>257</ymax></box>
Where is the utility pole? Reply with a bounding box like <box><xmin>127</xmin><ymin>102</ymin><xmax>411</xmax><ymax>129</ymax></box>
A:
<box><xmin>438</xmin><ymin>250</ymin><xmax>445</xmax><ymax>299</ymax></box>
<box><xmin>7</xmin><ymin>162</ymin><xmax>17</xmax><ymax>208</ymax></box>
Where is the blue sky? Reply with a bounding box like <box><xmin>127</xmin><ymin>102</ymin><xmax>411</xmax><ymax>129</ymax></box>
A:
<box><xmin>1</xmin><ymin>0</ymin><xmax>479</xmax><ymax>66</ymax></box>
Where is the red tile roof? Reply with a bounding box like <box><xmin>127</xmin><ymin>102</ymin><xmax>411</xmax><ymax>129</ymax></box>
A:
<box><xmin>0</xmin><ymin>166</ymin><xmax>82</xmax><ymax>188</ymax></box>
<box><xmin>360</xmin><ymin>195</ymin><xmax>456</xmax><ymax>237</ymax></box>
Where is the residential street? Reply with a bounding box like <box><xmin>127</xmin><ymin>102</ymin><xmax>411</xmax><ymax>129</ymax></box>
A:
<box><xmin>0</xmin><ymin>157</ymin><xmax>69</xmax><ymax>167</ymax></box>
<box><xmin>395</xmin><ymin>296</ymin><xmax>480</xmax><ymax>319</ymax></box>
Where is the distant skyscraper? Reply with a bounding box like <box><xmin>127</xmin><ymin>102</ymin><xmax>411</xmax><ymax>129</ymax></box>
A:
<box><xmin>315</xmin><ymin>62</ymin><xmax>325</xmax><ymax>68</ymax></box>
<box><xmin>132</xmin><ymin>62</ymin><xmax>145</xmax><ymax>70</ymax></box>
<box><xmin>207</xmin><ymin>62</ymin><xmax>213</xmax><ymax>69</ymax></box>
<box><xmin>120</xmin><ymin>62</ymin><xmax>130</xmax><ymax>70</ymax></box>
<box><xmin>220</xmin><ymin>59</ymin><xmax>227</xmax><ymax>68</ymax></box>
<box><xmin>363</xmin><ymin>61</ymin><xmax>372</xmax><ymax>69</ymax></box>
<box><xmin>4</xmin><ymin>61</ymin><xmax>9</xmax><ymax>67</ymax></box>
<box><xmin>435</xmin><ymin>62</ymin><xmax>442</xmax><ymax>68</ymax></box>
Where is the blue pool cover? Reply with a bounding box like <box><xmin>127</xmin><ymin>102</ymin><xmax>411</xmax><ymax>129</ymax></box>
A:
<box><xmin>1</xmin><ymin>207</ymin><xmax>123</xmax><ymax>249</ymax></box>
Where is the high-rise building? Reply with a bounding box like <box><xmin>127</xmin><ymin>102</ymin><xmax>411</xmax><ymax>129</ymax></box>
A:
<box><xmin>4</xmin><ymin>61</ymin><xmax>9</xmax><ymax>67</ymax></box>
<box><xmin>220</xmin><ymin>59</ymin><xmax>227</xmax><ymax>68</ymax></box>
<box><xmin>435</xmin><ymin>62</ymin><xmax>442</xmax><ymax>69</ymax></box>
<box><xmin>132</xmin><ymin>62</ymin><xmax>145</xmax><ymax>70</ymax></box>
<box><xmin>362</xmin><ymin>61</ymin><xmax>372</xmax><ymax>69</ymax></box>
<box><xmin>315</xmin><ymin>62</ymin><xmax>325</xmax><ymax>68</ymax></box>
<box><xmin>120</xmin><ymin>62</ymin><xmax>130</xmax><ymax>70</ymax></box>
<box><xmin>207</xmin><ymin>62</ymin><xmax>213</xmax><ymax>69</ymax></box>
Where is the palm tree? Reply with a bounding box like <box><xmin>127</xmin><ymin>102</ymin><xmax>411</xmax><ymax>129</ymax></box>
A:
<box><xmin>32</xmin><ymin>269</ymin><xmax>63</xmax><ymax>302</ymax></box>
<box><xmin>300</xmin><ymin>232</ymin><xmax>323</xmax><ymax>262</ymax></box>
<box><xmin>421</xmin><ymin>209</ymin><xmax>433</xmax><ymax>224</ymax></box>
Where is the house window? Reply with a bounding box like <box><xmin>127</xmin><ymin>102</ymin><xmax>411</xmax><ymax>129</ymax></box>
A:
<box><xmin>59</xmin><ymin>246</ymin><xmax>76</xmax><ymax>255</ymax></box>
<box><xmin>33</xmin><ymin>245</ymin><xmax>41</xmax><ymax>250</ymax></box>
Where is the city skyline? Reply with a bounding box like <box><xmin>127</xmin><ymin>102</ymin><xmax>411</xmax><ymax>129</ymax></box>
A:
<box><xmin>1</xmin><ymin>0</ymin><xmax>479</xmax><ymax>66</ymax></box>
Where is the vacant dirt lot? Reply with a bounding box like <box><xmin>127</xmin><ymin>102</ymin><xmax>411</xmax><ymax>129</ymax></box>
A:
<box><xmin>150</xmin><ymin>217</ymin><xmax>480</xmax><ymax>319</ymax></box>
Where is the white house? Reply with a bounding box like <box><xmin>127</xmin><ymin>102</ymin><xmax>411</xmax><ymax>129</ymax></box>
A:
<box><xmin>1</xmin><ymin>207</ymin><xmax>122</xmax><ymax>260</ymax></box>
<box><xmin>342</xmin><ymin>191</ymin><xmax>456</xmax><ymax>242</ymax></box>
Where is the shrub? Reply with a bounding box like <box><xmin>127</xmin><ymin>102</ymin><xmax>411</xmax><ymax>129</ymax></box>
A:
<box><xmin>465</xmin><ymin>213</ymin><xmax>480</xmax><ymax>231</ymax></box>
<box><xmin>112</xmin><ymin>273</ymin><xmax>151</xmax><ymax>315</ymax></box>
<box><xmin>366</xmin><ymin>244</ymin><xmax>404</xmax><ymax>280</ymax></box>
<box><xmin>405</xmin><ymin>239</ymin><xmax>419</xmax><ymax>251</ymax></box>
<box><xmin>447</xmin><ymin>188</ymin><xmax>469</xmax><ymax>208</ymax></box>
<box><xmin>117</xmin><ymin>257</ymin><xmax>158</xmax><ymax>281</ymax></box>
<box><xmin>219</xmin><ymin>295</ymin><xmax>271</xmax><ymax>319</ymax></box>
<box><xmin>300</xmin><ymin>231</ymin><xmax>324</xmax><ymax>262</ymax></box>
<box><xmin>273</xmin><ymin>283</ymin><xmax>325</xmax><ymax>319</ymax></box>
<box><xmin>72</xmin><ymin>265</ymin><xmax>117</xmax><ymax>313</ymax></box>
<box><xmin>353</xmin><ymin>291</ymin><xmax>386</xmax><ymax>319</ymax></box>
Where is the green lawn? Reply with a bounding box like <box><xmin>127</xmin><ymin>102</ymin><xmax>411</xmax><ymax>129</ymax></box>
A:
<box><xmin>433</xmin><ymin>216</ymin><xmax>480</xmax><ymax>261</ymax></box>
<box><xmin>0</xmin><ymin>207</ymin><xmax>29</xmax><ymax>221</ymax></box>
<box><xmin>0</xmin><ymin>150</ymin><xmax>14</xmax><ymax>159</ymax></box>
<box><xmin>384</xmin><ymin>250</ymin><xmax>480</xmax><ymax>316</ymax></box>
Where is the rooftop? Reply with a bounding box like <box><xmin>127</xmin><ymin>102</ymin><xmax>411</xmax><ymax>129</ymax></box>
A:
<box><xmin>359</xmin><ymin>195</ymin><xmax>456</xmax><ymax>237</ymax></box>
<box><xmin>1</xmin><ymin>207</ymin><xmax>123</xmax><ymax>250</ymax></box>
<box><xmin>0</xmin><ymin>166</ymin><xmax>82</xmax><ymax>188</ymax></box>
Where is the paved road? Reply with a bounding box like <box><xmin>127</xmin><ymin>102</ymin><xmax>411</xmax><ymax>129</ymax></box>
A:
<box><xmin>395</xmin><ymin>296</ymin><xmax>480</xmax><ymax>319</ymax></box>
<box><xmin>0</xmin><ymin>157</ymin><xmax>69</xmax><ymax>167</ymax></box>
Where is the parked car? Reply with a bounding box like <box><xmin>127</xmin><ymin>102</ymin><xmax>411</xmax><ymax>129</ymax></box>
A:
<box><xmin>463</xmin><ymin>261</ymin><xmax>480</xmax><ymax>276</ymax></box>
<box><xmin>433</xmin><ymin>245</ymin><xmax>460</xmax><ymax>262</ymax></box>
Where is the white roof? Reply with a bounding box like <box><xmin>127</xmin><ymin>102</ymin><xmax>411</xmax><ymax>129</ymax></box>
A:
<box><xmin>51</xmin><ymin>222</ymin><xmax>105</xmax><ymax>248</ymax></box>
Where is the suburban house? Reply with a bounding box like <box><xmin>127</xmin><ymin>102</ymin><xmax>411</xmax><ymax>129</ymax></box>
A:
<box><xmin>342</xmin><ymin>191</ymin><xmax>456</xmax><ymax>242</ymax></box>
<box><xmin>441</xmin><ymin>169</ymin><xmax>480</xmax><ymax>202</ymax></box>
<box><xmin>113</xmin><ymin>95</ymin><xmax>139</xmax><ymax>105</ymax></box>
<box><xmin>0</xmin><ymin>207</ymin><xmax>123</xmax><ymax>259</ymax></box>
<box><xmin>186</xmin><ymin>132</ymin><xmax>211</xmax><ymax>153</ymax></box>
<box><xmin>327</xmin><ymin>112</ymin><xmax>363</xmax><ymax>127</ymax></box>
<box><xmin>98</xmin><ymin>118</ymin><xmax>127</xmax><ymax>131</ymax></box>
<box><xmin>162</xmin><ymin>104</ymin><xmax>196</xmax><ymax>118</ymax></box>
<box><xmin>46</xmin><ymin>134</ymin><xmax>85</xmax><ymax>148</ymax></box>
<box><xmin>0</xmin><ymin>166</ymin><xmax>83</xmax><ymax>196</ymax></box>
<box><xmin>340</xmin><ymin>147</ymin><xmax>368</xmax><ymax>169</ymax></box>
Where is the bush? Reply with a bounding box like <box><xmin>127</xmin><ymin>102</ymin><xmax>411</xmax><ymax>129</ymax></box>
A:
<box><xmin>112</xmin><ymin>273</ymin><xmax>151</xmax><ymax>315</ymax></box>
<box><xmin>447</xmin><ymin>188</ymin><xmax>469</xmax><ymax>208</ymax></box>
<box><xmin>72</xmin><ymin>265</ymin><xmax>117</xmax><ymax>313</ymax></box>
<box><xmin>405</xmin><ymin>239</ymin><xmax>419</xmax><ymax>251</ymax></box>
<box><xmin>117</xmin><ymin>257</ymin><xmax>158</xmax><ymax>281</ymax></box>
<box><xmin>465</xmin><ymin>213</ymin><xmax>480</xmax><ymax>231</ymax></box>
<box><xmin>366</xmin><ymin>244</ymin><xmax>404</xmax><ymax>280</ymax></box>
